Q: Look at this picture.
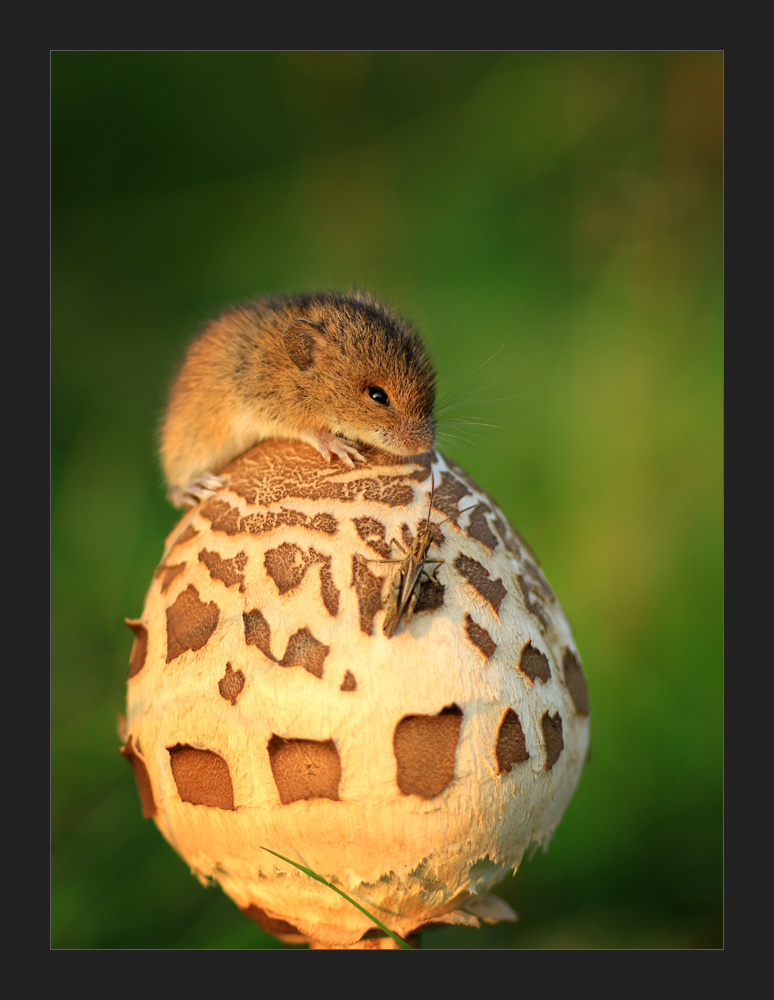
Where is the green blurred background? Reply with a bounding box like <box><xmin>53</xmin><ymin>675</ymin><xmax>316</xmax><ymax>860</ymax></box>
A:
<box><xmin>51</xmin><ymin>52</ymin><xmax>722</xmax><ymax>949</ymax></box>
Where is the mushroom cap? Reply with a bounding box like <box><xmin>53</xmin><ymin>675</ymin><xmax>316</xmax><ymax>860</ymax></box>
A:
<box><xmin>123</xmin><ymin>441</ymin><xmax>589</xmax><ymax>946</ymax></box>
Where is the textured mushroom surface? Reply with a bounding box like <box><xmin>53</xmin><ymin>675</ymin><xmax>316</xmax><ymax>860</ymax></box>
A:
<box><xmin>122</xmin><ymin>440</ymin><xmax>589</xmax><ymax>946</ymax></box>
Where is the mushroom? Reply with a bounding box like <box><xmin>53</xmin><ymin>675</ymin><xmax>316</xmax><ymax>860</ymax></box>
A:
<box><xmin>121</xmin><ymin>441</ymin><xmax>589</xmax><ymax>948</ymax></box>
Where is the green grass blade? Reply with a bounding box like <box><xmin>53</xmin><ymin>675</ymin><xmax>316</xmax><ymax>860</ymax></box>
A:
<box><xmin>261</xmin><ymin>847</ymin><xmax>411</xmax><ymax>949</ymax></box>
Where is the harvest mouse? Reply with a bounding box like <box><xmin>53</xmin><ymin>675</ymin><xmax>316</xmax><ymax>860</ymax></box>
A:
<box><xmin>160</xmin><ymin>290</ymin><xmax>437</xmax><ymax>507</ymax></box>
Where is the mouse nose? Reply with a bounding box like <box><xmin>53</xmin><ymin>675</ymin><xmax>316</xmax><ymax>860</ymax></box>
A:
<box><xmin>390</xmin><ymin>422</ymin><xmax>434</xmax><ymax>455</ymax></box>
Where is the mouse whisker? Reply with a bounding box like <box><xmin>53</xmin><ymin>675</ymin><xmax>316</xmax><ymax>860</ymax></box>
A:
<box><xmin>458</xmin><ymin>345</ymin><xmax>508</xmax><ymax>382</ymax></box>
<box><xmin>436</xmin><ymin>429</ymin><xmax>496</xmax><ymax>448</ymax></box>
<box><xmin>436</xmin><ymin>391</ymin><xmax>521</xmax><ymax>416</ymax></box>
<box><xmin>434</xmin><ymin>435</ymin><xmax>474</xmax><ymax>456</ymax></box>
<box><xmin>439</xmin><ymin>417</ymin><xmax>502</xmax><ymax>429</ymax></box>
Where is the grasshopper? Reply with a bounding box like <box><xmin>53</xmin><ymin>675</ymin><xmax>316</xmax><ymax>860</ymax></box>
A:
<box><xmin>372</xmin><ymin>476</ymin><xmax>474</xmax><ymax>638</ymax></box>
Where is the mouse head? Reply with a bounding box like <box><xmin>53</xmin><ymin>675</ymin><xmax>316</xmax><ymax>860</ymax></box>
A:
<box><xmin>281</xmin><ymin>291</ymin><xmax>436</xmax><ymax>457</ymax></box>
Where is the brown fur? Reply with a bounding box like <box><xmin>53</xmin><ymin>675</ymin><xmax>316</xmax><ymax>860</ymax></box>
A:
<box><xmin>160</xmin><ymin>291</ymin><xmax>436</xmax><ymax>506</ymax></box>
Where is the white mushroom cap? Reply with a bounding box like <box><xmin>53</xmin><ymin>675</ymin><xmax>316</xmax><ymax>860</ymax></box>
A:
<box><xmin>122</xmin><ymin>441</ymin><xmax>589</xmax><ymax>947</ymax></box>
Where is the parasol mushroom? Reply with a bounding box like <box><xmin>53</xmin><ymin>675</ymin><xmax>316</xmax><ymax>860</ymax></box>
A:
<box><xmin>121</xmin><ymin>440</ymin><xmax>589</xmax><ymax>948</ymax></box>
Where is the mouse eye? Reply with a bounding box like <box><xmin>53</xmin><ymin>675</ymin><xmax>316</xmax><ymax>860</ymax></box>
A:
<box><xmin>367</xmin><ymin>386</ymin><xmax>390</xmax><ymax>406</ymax></box>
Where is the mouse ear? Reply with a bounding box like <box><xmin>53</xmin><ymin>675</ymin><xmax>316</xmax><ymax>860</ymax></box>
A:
<box><xmin>283</xmin><ymin>318</ymin><xmax>326</xmax><ymax>371</ymax></box>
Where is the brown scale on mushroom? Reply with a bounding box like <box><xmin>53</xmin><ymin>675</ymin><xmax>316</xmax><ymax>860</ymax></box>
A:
<box><xmin>491</xmin><ymin>511</ymin><xmax>521</xmax><ymax>556</ymax></box>
<box><xmin>562</xmin><ymin>649</ymin><xmax>589</xmax><ymax>715</ymax></box>
<box><xmin>198</xmin><ymin>548</ymin><xmax>248</xmax><ymax>592</ymax></box>
<box><xmin>124</xmin><ymin>619</ymin><xmax>148</xmax><ymax>678</ymax></box>
<box><xmin>264</xmin><ymin>542</ymin><xmax>317</xmax><ymax>593</ymax></box>
<box><xmin>243</xmin><ymin>508</ymin><xmax>338</xmax><ymax>537</ymax></box>
<box><xmin>495</xmin><ymin>709</ymin><xmax>530</xmax><ymax>773</ymax></box>
<box><xmin>340</xmin><ymin>670</ymin><xmax>357</xmax><ymax>691</ymax></box>
<box><xmin>200</xmin><ymin>498</ymin><xmax>243</xmax><ymax>535</ymax></box>
<box><xmin>412</xmin><ymin>575</ymin><xmax>444</xmax><ymax>613</ymax></box>
<box><xmin>267</xmin><ymin>736</ymin><xmax>341</xmax><ymax>804</ymax></box>
<box><xmin>163</xmin><ymin>523</ymin><xmax>200</xmax><ymax>560</ymax></box>
<box><xmin>517</xmin><ymin>574</ymin><xmax>550</xmax><ymax>633</ymax></box>
<box><xmin>516</xmin><ymin>558</ymin><xmax>557</xmax><ymax>635</ymax></box>
<box><xmin>218</xmin><ymin>662</ymin><xmax>245</xmax><ymax>705</ymax></box>
<box><xmin>165</xmin><ymin>585</ymin><xmax>220</xmax><ymax>663</ymax></box>
<box><xmin>155</xmin><ymin>562</ymin><xmax>187</xmax><ymax>593</ymax></box>
<box><xmin>454</xmin><ymin>554</ymin><xmax>507</xmax><ymax>615</ymax></box>
<box><xmin>522</xmin><ymin>559</ymin><xmax>556</xmax><ymax>602</ymax></box>
<box><xmin>430</xmin><ymin>471</ymin><xmax>471</xmax><ymax>526</ymax></box>
<box><xmin>351</xmin><ymin>554</ymin><xmax>385</xmax><ymax>635</ymax></box>
<box><xmin>317</xmin><ymin>559</ymin><xmax>340</xmax><ymax>616</ymax></box>
<box><xmin>119</xmin><ymin>735</ymin><xmax>156</xmax><ymax>817</ymax></box>
<box><xmin>464</xmin><ymin>613</ymin><xmax>497</xmax><ymax>660</ymax></box>
<box><xmin>279</xmin><ymin>628</ymin><xmax>329</xmax><ymax>678</ymax></box>
<box><xmin>264</xmin><ymin>542</ymin><xmax>339</xmax><ymax>615</ymax></box>
<box><xmin>517</xmin><ymin>640</ymin><xmax>551</xmax><ymax>684</ymax></box>
<box><xmin>393</xmin><ymin>705</ymin><xmax>463</xmax><ymax>799</ymax></box>
<box><xmin>203</xmin><ymin>497</ymin><xmax>340</xmax><ymax>539</ymax></box>
<box><xmin>465</xmin><ymin>504</ymin><xmax>499</xmax><ymax>550</ymax></box>
<box><xmin>243</xmin><ymin>607</ymin><xmax>272</xmax><ymax>654</ymax></box>
<box><xmin>242</xmin><ymin>608</ymin><xmax>329</xmax><ymax>678</ymax></box>
<box><xmin>175</xmin><ymin>523</ymin><xmax>200</xmax><ymax>545</ymax></box>
<box><xmin>541</xmin><ymin>711</ymin><xmax>564</xmax><ymax>770</ymax></box>
<box><xmin>168</xmin><ymin>744</ymin><xmax>235</xmax><ymax>809</ymax></box>
<box><xmin>353</xmin><ymin>515</ymin><xmax>391</xmax><ymax>558</ymax></box>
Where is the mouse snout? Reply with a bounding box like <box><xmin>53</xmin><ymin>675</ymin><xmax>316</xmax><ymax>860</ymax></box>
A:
<box><xmin>387</xmin><ymin>420</ymin><xmax>435</xmax><ymax>456</ymax></box>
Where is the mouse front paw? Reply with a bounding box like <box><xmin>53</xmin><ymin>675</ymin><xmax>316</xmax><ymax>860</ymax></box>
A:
<box><xmin>311</xmin><ymin>433</ymin><xmax>366</xmax><ymax>468</ymax></box>
<box><xmin>168</xmin><ymin>474</ymin><xmax>227</xmax><ymax>508</ymax></box>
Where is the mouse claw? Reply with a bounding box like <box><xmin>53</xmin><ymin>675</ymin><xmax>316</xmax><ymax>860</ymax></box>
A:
<box><xmin>312</xmin><ymin>433</ymin><xmax>366</xmax><ymax>468</ymax></box>
<box><xmin>169</xmin><ymin>474</ymin><xmax>227</xmax><ymax>509</ymax></box>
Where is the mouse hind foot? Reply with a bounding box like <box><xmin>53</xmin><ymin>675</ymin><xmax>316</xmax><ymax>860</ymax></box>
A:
<box><xmin>168</xmin><ymin>473</ymin><xmax>226</xmax><ymax>509</ymax></box>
